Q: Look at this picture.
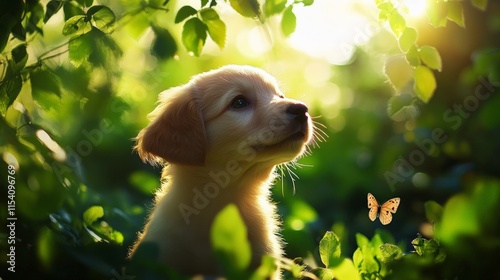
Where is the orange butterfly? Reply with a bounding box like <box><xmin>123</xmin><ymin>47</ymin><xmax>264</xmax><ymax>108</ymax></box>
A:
<box><xmin>367</xmin><ymin>193</ymin><xmax>400</xmax><ymax>225</ymax></box>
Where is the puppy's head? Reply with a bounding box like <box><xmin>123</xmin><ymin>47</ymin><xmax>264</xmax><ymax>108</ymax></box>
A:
<box><xmin>135</xmin><ymin>65</ymin><xmax>313</xmax><ymax>167</ymax></box>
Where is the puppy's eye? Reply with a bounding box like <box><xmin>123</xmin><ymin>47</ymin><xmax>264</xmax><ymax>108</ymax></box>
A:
<box><xmin>231</xmin><ymin>96</ymin><xmax>250</xmax><ymax>109</ymax></box>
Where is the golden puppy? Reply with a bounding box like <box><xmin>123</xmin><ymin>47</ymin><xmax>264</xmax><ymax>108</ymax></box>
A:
<box><xmin>130</xmin><ymin>65</ymin><xmax>314</xmax><ymax>278</ymax></box>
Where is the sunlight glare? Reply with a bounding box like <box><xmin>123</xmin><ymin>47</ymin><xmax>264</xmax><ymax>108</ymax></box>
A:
<box><xmin>288</xmin><ymin>0</ymin><xmax>377</xmax><ymax>65</ymax></box>
<box><xmin>236</xmin><ymin>27</ymin><xmax>272</xmax><ymax>57</ymax></box>
<box><xmin>3</xmin><ymin>152</ymin><xmax>19</xmax><ymax>170</ymax></box>
<box><xmin>36</xmin><ymin>129</ymin><xmax>66</xmax><ymax>161</ymax></box>
<box><xmin>402</xmin><ymin>0</ymin><xmax>427</xmax><ymax>17</ymax></box>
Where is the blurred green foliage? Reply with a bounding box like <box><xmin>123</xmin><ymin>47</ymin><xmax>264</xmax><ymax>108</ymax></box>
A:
<box><xmin>1</xmin><ymin>0</ymin><xmax>500</xmax><ymax>279</ymax></box>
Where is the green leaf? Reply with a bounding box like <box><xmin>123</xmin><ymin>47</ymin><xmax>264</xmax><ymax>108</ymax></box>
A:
<box><xmin>200</xmin><ymin>7</ymin><xmax>219</xmax><ymax>21</ymax></box>
<box><xmin>414</xmin><ymin>65</ymin><xmax>436</xmax><ymax>103</ymax></box>
<box><xmin>355</xmin><ymin>233</ymin><xmax>370</xmax><ymax>248</ymax></box>
<box><xmin>319</xmin><ymin>231</ymin><xmax>341</xmax><ymax>268</ymax></box>
<box><xmin>424</xmin><ymin>201</ymin><xmax>444</xmax><ymax>223</ymax></box>
<box><xmin>387</xmin><ymin>94</ymin><xmax>419</xmax><ymax>121</ymax></box>
<box><xmin>30</xmin><ymin>70</ymin><xmax>61</xmax><ymax>97</ymax></box>
<box><xmin>151</xmin><ymin>25</ymin><xmax>178</xmax><ymax>59</ymax></box>
<box><xmin>281</xmin><ymin>5</ymin><xmax>296</xmax><ymax>37</ymax></box>
<box><xmin>88</xmin><ymin>6</ymin><xmax>116</xmax><ymax>33</ymax></box>
<box><xmin>314</xmin><ymin>267</ymin><xmax>335</xmax><ymax>280</ymax></box>
<box><xmin>87</xmin><ymin>29</ymin><xmax>122</xmax><ymax>67</ymax></box>
<box><xmin>370</xmin><ymin>233</ymin><xmax>384</xmax><ymax>259</ymax></box>
<box><xmin>357</xmin><ymin>241</ymin><xmax>380</xmax><ymax>274</ymax></box>
<box><xmin>182</xmin><ymin>17</ymin><xmax>207</xmax><ymax>56</ymax></box>
<box><xmin>471</xmin><ymin>0</ymin><xmax>488</xmax><ymax>10</ymax></box>
<box><xmin>149</xmin><ymin>0</ymin><xmax>168</xmax><ymax>8</ymax></box>
<box><xmin>68</xmin><ymin>33</ymin><xmax>94</xmax><ymax>67</ymax></box>
<box><xmin>200</xmin><ymin>8</ymin><xmax>226</xmax><ymax>49</ymax></box>
<box><xmin>447</xmin><ymin>2</ymin><xmax>465</xmax><ymax>28</ymax></box>
<box><xmin>419</xmin><ymin>45</ymin><xmax>442</xmax><ymax>71</ymax></box>
<box><xmin>398</xmin><ymin>27</ymin><xmax>417</xmax><ymax>53</ymax></box>
<box><xmin>301</xmin><ymin>0</ymin><xmax>314</xmax><ymax>6</ymax></box>
<box><xmin>412</xmin><ymin>237</ymin><xmax>446</xmax><ymax>263</ymax></box>
<box><xmin>427</xmin><ymin>3</ymin><xmax>448</xmax><ymax>28</ymax></box>
<box><xmin>63</xmin><ymin>2</ymin><xmax>84</xmax><ymax>20</ymax></box>
<box><xmin>289</xmin><ymin>261</ymin><xmax>305</xmax><ymax>279</ymax></box>
<box><xmin>377</xmin><ymin>2</ymin><xmax>394</xmax><ymax>22</ymax></box>
<box><xmin>422</xmin><ymin>239</ymin><xmax>440</xmax><ymax>257</ymax></box>
<box><xmin>411</xmin><ymin>234</ymin><xmax>425</xmax><ymax>256</ymax></box>
<box><xmin>44</xmin><ymin>1</ymin><xmax>64</xmax><ymax>23</ymax></box>
<box><xmin>77</xmin><ymin>0</ymin><xmax>94</xmax><ymax>7</ymax></box>
<box><xmin>434</xmin><ymin>246</ymin><xmax>447</xmax><ymax>263</ymax></box>
<box><xmin>352</xmin><ymin>248</ymin><xmax>363</xmax><ymax>270</ymax></box>
<box><xmin>229</xmin><ymin>0</ymin><xmax>260</xmax><ymax>18</ymax></box>
<box><xmin>26</xmin><ymin>2</ymin><xmax>45</xmax><ymax>34</ymax></box>
<box><xmin>384</xmin><ymin>55</ymin><xmax>413</xmax><ymax>91</ymax></box>
<box><xmin>264</xmin><ymin>0</ymin><xmax>287</xmax><ymax>17</ymax></box>
<box><xmin>11</xmin><ymin>44</ymin><xmax>28</xmax><ymax>72</ymax></box>
<box><xmin>380</xmin><ymin>243</ymin><xmax>403</xmax><ymax>262</ymax></box>
<box><xmin>331</xmin><ymin>259</ymin><xmax>361</xmax><ymax>280</ymax></box>
<box><xmin>249</xmin><ymin>255</ymin><xmax>278</xmax><ymax>280</ymax></box>
<box><xmin>0</xmin><ymin>75</ymin><xmax>22</xmax><ymax>109</ymax></box>
<box><xmin>11</xmin><ymin>22</ymin><xmax>26</xmax><ymax>41</ymax></box>
<box><xmin>4</xmin><ymin>46</ymin><xmax>27</xmax><ymax>109</ymax></box>
<box><xmin>201</xmin><ymin>0</ymin><xmax>209</xmax><ymax>7</ymax></box>
<box><xmin>109</xmin><ymin>231</ymin><xmax>124</xmax><ymax>245</ymax></box>
<box><xmin>211</xmin><ymin>204</ymin><xmax>251</xmax><ymax>278</ymax></box>
<box><xmin>30</xmin><ymin>69</ymin><xmax>62</xmax><ymax>110</ymax></box>
<box><xmin>389</xmin><ymin>11</ymin><xmax>406</xmax><ymax>37</ymax></box>
<box><xmin>83</xmin><ymin>206</ymin><xmax>104</xmax><ymax>226</ymax></box>
<box><xmin>437</xmin><ymin>194</ymin><xmax>480</xmax><ymax>244</ymax></box>
<box><xmin>0</xmin><ymin>0</ymin><xmax>24</xmax><ymax>51</ymax></box>
<box><xmin>62</xmin><ymin>15</ymin><xmax>89</xmax><ymax>35</ymax></box>
<box><xmin>175</xmin><ymin>5</ymin><xmax>198</xmax><ymax>23</ymax></box>
<box><xmin>405</xmin><ymin>45</ymin><xmax>421</xmax><ymax>67</ymax></box>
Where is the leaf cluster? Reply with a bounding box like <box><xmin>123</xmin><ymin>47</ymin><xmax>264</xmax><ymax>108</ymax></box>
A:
<box><xmin>377</xmin><ymin>0</ymin><xmax>490</xmax><ymax>121</ymax></box>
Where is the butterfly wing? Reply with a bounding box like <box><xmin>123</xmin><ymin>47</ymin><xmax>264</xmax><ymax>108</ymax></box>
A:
<box><xmin>379</xmin><ymin>197</ymin><xmax>400</xmax><ymax>225</ymax></box>
<box><xmin>367</xmin><ymin>193</ymin><xmax>379</xmax><ymax>222</ymax></box>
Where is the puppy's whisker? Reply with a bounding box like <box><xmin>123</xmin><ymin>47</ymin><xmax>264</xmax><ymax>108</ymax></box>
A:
<box><xmin>312</xmin><ymin>121</ymin><xmax>328</xmax><ymax>140</ymax></box>
<box><xmin>309</xmin><ymin>129</ymin><xmax>327</xmax><ymax>150</ymax></box>
<box><xmin>277</xmin><ymin>165</ymin><xmax>286</xmax><ymax>196</ymax></box>
<box><xmin>284</xmin><ymin>162</ymin><xmax>299</xmax><ymax>195</ymax></box>
<box><xmin>276</xmin><ymin>161</ymin><xmax>303</xmax><ymax>196</ymax></box>
<box><xmin>292</xmin><ymin>161</ymin><xmax>312</xmax><ymax>169</ymax></box>
<box><xmin>313</xmin><ymin>129</ymin><xmax>328</xmax><ymax>142</ymax></box>
<box><xmin>304</xmin><ymin>142</ymin><xmax>314</xmax><ymax>154</ymax></box>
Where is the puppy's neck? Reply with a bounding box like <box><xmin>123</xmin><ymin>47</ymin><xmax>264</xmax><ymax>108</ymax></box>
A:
<box><xmin>162</xmin><ymin>162</ymin><xmax>277</xmax><ymax>194</ymax></box>
<box><xmin>151</xmin><ymin>163</ymin><xmax>279</xmax><ymax>229</ymax></box>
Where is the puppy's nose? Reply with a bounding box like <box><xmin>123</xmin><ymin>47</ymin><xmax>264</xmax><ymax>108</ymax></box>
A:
<box><xmin>286</xmin><ymin>103</ymin><xmax>308</xmax><ymax>122</ymax></box>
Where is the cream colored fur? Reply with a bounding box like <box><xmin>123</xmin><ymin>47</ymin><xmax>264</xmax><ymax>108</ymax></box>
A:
<box><xmin>129</xmin><ymin>65</ymin><xmax>313</xmax><ymax>278</ymax></box>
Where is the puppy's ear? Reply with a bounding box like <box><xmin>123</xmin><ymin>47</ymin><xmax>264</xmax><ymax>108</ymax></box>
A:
<box><xmin>135</xmin><ymin>87</ymin><xmax>207</xmax><ymax>166</ymax></box>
